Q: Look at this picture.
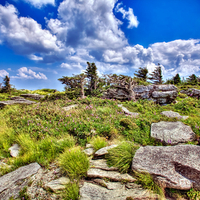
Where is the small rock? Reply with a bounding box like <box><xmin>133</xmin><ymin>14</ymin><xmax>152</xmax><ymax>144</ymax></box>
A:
<box><xmin>118</xmin><ymin>104</ymin><xmax>139</xmax><ymax>117</ymax></box>
<box><xmin>94</xmin><ymin>145</ymin><xmax>118</xmax><ymax>157</ymax></box>
<box><xmin>87</xmin><ymin>168</ymin><xmax>136</xmax><ymax>182</ymax></box>
<box><xmin>161</xmin><ymin>110</ymin><xmax>188</xmax><ymax>120</ymax></box>
<box><xmin>45</xmin><ymin>177</ymin><xmax>70</xmax><ymax>192</ymax></box>
<box><xmin>62</xmin><ymin>104</ymin><xmax>78</xmax><ymax>111</ymax></box>
<box><xmin>84</xmin><ymin>148</ymin><xmax>95</xmax><ymax>156</ymax></box>
<box><xmin>86</xmin><ymin>144</ymin><xmax>93</xmax><ymax>148</ymax></box>
<box><xmin>9</xmin><ymin>144</ymin><xmax>20</xmax><ymax>157</ymax></box>
<box><xmin>90</xmin><ymin>159</ymin><xmax>118</xmax><ymax>171</ymax></box>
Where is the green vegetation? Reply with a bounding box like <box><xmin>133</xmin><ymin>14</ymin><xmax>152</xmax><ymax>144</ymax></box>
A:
<box><xmin>106</xmin><ymin>141</ymin><xmax>140</xmax><ymax>173</ymax></box>
<box><xmin>90</xmin><ymin>136</ymin><xmax>107</xmax><ymax>151</ymax></box>
<box><xmin>62</xmin><ymin>181</ymin><xmax>79</xmax><ymax>200</ymax></box>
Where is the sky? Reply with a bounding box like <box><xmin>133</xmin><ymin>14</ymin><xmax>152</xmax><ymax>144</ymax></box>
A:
<box><xmin>0</xmin><ymin>0</ymin><xmax>200</xmax><ymax>92</ymax></box>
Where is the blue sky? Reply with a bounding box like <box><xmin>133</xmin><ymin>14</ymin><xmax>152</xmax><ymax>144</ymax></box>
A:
<box><xmin>0</xmin><ymin>0</ymin><xmax>200</xmax><ymax>91</ymax></box>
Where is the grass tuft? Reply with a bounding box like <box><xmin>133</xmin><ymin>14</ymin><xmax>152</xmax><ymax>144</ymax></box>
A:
<box><xmin>90</xmin><ymin>136</ymin><xmax>107</xmax><ymax>151</ymax></box>
<box><xmin>62</xmin><ymin>182</ymin><xmax>79</xmax><ymax>200</ymax></box>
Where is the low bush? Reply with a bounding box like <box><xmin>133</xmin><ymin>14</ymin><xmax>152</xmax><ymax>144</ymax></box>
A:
<box><xmin>106</xmin><ymin>141</ymin><xmax>140</xmax><ymax>173</ymax></box>
<box><xmin>59</xmin><ymin>146</ymin><xmax>89</xmax><ymax>179</ymax></box>
<box><xmin>90</xmin><ymin>136</ymin><xmax>107</xmax><ymax>151</ymax></box>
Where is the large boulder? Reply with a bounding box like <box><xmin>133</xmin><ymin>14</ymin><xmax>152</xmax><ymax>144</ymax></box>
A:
<box><xmin>103</xmin><ymin>84</ymin><xmax>177</xmax><ymax>104</ymax></box>
<box><xmin>151</xmin><ymin>121</ymin><xmax>195</xmax><ymax>145</ymax></box>
<box><xmin>0</xmin><ymin>162</ymin><xmax>41</xmax><ymax>200</ymax></box>
<box><xmin>20</xmin><ymin>94</ymin><xmax>45</xmax><ymax>100</ymax></box>
<box><xmin>161</xmin><ymin>110</ymin><xmax>189</xmax><ymax>120</ymax></box>
<box><xmin>180</xmin><ymin>88</ymin><xmax>200</xmax><ymax>99</ymax></box>
<box><xmin>132</xmin><ymin>145</ymin><xmax>200</xmax><ymax>190</ymax></box>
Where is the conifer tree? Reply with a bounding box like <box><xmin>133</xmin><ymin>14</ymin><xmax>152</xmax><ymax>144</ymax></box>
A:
<box><xmin>134</xmin><ymin>67</ymin><xmax>148</xmax><ymax>81</ymax></box>
<box><xmin>85</xmin><ymin>62</ymin><xmax>98</xmax><ymax>95</ymax></box>
<box><xmin>173</xmin><ymin>74</ymin><xmax>181</xmax><ymax>85</ymax></box>
<box><xmin>148</xmin><ymin>63</ymin><xmax>163</xmax><ymax>84</ymax></box>
<box><xmin>2</xmin><ymin>75</ymin><xmax>11</xmax><ymax>93</ymax></box>
<box><xmin>187</xmin><ymin>74</ymin><xmax>197</xmax><ymax>85</ymax></box>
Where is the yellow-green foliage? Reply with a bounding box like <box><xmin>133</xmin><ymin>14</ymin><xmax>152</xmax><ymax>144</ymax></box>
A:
<box><xmin>90</xmin><ymin>136</ymin><xmax>107</xmax><ymax>151</ymax></box>
<box><xmin>59</xmin><ymin>146</ymin><xmax>89</xmax><ymax>179</ymax></box>
<box><xmin>62</xmin><ymin>182</ymin><xmax>79</xmax><ymax>200</ymax></box>
<box><xmin>133</xmin><ymin>170</ymin><xmax>165</xmax><ymax>198</ymax></box>
<box><xmin>187</xmin><ymin>188</ymin><xmax>200</xmax><ymax>200</ymax></box>
<box><xmin>120</xmin><ymin>118</ymin><xmax>138</xmax><ymax>130</ymax></box>
<box><xmin>106</xmin><ymin>141</ymin><xmax>139</xmax><ymax>173</ymax></box>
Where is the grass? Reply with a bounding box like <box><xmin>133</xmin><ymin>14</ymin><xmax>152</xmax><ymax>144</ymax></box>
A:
<box><xmin>62</xmin><ymin>181</ymin><xmax>80</xmax><ymax>200</ymax></box>
<box><xmin>106</xmin><ymin>141</ymin><xmax>140</xmax><ymax>173</ymax></box>
<box><xmin>1</xmin><ymin>87</ymin><xmax>200</xmax><ymax>199</ymax></box>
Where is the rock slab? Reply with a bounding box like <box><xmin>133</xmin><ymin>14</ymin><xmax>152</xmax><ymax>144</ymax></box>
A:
<box><xmin>151</xmin><ymin>121</ymin><xmax>195</xmax><ymax>144</ymax></box>
<box><xmin>0</xmin><ymin>162</ymin><xmax>41</xmax><ymax>200</ymax></box>
<box><xmin>161</xmin><ymin>110</ymin><xmax>188</xmax><ymax>120</ymax></box>
<box><xmin>132</xmin><ymin>145</ymin><xmax>200</xmax><ymax>190</ymax></box>
<box><xmin>94</xmin><ymin>145</ymin><xmax>118</xmax><ymax>157</ymax></box>
<box><xmin>90</xmin><ymin>159</ymin><xmax>118</xmax><ymax>171</ymax></box>
<box><xmin>9</xmin><ymin>144</ymin><xmax>20</xmax><ymax>157</ymax></box>
<box><xmin>118</xmin><ymin>104</ymin><xmax>139</xmax><ymax>117</ymax></box>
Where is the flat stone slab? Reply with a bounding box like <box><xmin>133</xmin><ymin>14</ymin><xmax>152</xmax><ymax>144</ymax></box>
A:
<box><xmin>151</xmin><ymin>121</ymin><xmax>195</xmax><ymax>144</ymax></box>
<box><xmin>62</xmin><ymin>104</ymin><xmax>78</xmax><ymax>111</ymax></box>
<box><xmin>0</xmin><ymin>162</ymin><xmax>41</xmax><ymax>200</ymax></box>
<box><xmin>9</xmin><ymin>144</ymin><xmax>20</xmax><ymax>157</ymax></box>
<box><xmin>118</xmin><ymin>104</ymin><xmax>139</xmax><ymax>117</ymax></box>
<box><xmin>87</xmin><ymin>168</ymin><xmax>136</xmax><ymax>182</ymax></box>
<box><xmin>84</xmin><ymin>148</ymin><xmax>95</xmax><ymax>156</ymax></box>
<box><xmin>20</xmin><ymin>94</ymin><xmax>45</xmax><ymax>100</ymax></box>
<box><xmin>80</xmin><ymin>182</ymin><xmax>159</xmax><ymax>200</ymax></box>
<box><xmin>90</xmin><ymin>159</ymin><xmax>118</xmax><ymax>171</ymax></box>
<box><xmin>132</xmin><ymin>145</ymin><xmax>200</xmax><ymax>190</ymax></box>
<box><xmin>161</xmin><ymin>110</ymin><xmax>188</xmax><ymax>120</ymax></box>
<box><xmin>94</xmin><ymin>145</ymin><xmax>118</xmax><ymax>157</ymax></box>
<box><xmin>0</xmin><ymin>99</ymin><xmax>37</xmax><ymax>108</ymax></box>
<box><xmin>45</xmin><ymin>177</ymin><xmax>70</xmax><ymax>192</ymax></box>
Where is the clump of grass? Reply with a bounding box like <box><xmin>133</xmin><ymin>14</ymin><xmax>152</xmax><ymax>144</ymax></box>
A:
<box><xmin>187</xmin><ymin>188</ymin><xmax>200</xmax><ymax>199</ymax></box>
<box><xmin>133</xmin><ymin>170</ymin><xmax>165</xmax><ymax>198</ymax></box>
<box><xmin>90</xmin><ymin>136</ymin><xmax>107</xmax><ymax>151</ymax></box>
<box><xmin>62</xmin><ymin>182</ymin><xmax>79</xmax><ymax>200</ymax></box>
<box><xmin>106</xmin><ymin>141</ymin><xmax>140</xmax><ymax>173</ymax></box>
<box><xmin>59</xmin><ymin>146</ymin><xmax>89</xmax><ymax>179</ymax></box>
<box><xmin>119</xmin><ymin>118</ymin><xmax>138</xmax><ymax>130</ymax></box>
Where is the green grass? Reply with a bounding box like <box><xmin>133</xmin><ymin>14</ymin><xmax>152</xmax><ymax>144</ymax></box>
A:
<box><xmin>1</xmin><ymin>87</ymin><xmax>200</xmax><ymax>199</ymax></box>
<box><xmin>106</xmin><ymin>141</ymin><xmax>140</xmax><ymax>173</ymax></box>
<box><xmin>59</xmin><ymin>146</ymin><xmax>89</xmax><ymax>180</ymax></box>
<box><xmin>62</xmin><ymin>182</ymin><xmax>80</xmax><ymax>200</ymax></box>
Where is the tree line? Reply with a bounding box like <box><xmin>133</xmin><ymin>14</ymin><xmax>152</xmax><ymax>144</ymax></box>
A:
<box><xmin>1</xmin><ymin>62</ymin><xmax>200</xmax><ymax>96</ymax></box>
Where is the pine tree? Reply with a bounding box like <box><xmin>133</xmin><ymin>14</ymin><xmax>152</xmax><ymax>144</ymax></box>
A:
<box><xmin>173</xmin><ymin>74</ymin><xmax>181</xmax><ymax>85</ymax></box>
<box><xmin>2</xmin><ymin>75</ymin><xmax>11</xmax><ymax>93</ymax></box>
<box><xmin>187</xmin><ymin>74</ymin><xmax>197</xmax><ymax>85</ymax></box>
<box><xmin>85</xmin><ymin>62</ymin><xmax>98</xmax><ymax>95</ymax></box>
<box><xmin>148</xmin><ymin>63</ymin><xmax>163</xmax><ymax>84</ymax></box>
<box><xmin>134</xmin><ymin>67</ymin><xmax>148</xmax><ymax>81</ymax></box>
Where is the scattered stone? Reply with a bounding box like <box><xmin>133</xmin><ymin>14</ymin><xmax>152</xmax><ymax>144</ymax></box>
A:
<box><xmin>10</xmin><ymin>96</ymin><xmax>26</xmax><ymax>101</ymax></box>
<box><xmin>87</xmin><ymin>168</ymin><xmax>136</xmax><ymax>182</ymax></box>
<box><xmin>45</xmin><ymin>177</ymin><xmax>70</xmax><ymax>192</ymax></box>
<box><xmin>84</xmin><ymin>148</ymin><xmax>95</xmax><ymax>156</ymax></box>
<box><xmin>151</xmin><ymin>121</ymin><xmax>195</xmax><ymax>144</ymax></box>
<box><xmin>90</xmin><ymin>159</ymin><xmax>118</xmax><ymax>171</ymax></box>
<box><xmin>180</xmin><ymin>88</ymin><xmax>200</xmax><ymax>99</ymax></box>
<box><xmin>94</xmin><ymin>145</ymin><xmax>118</xmax><ymax>157</ymax></box>
<box><xmin>161</xmin><ymin>110</ymin><xmax>189</xmax><ymax>120</ymax></box>
<box><xmin>86</xmin><ymin>144</ymin><xmax>93</xmax><ymax>148</ymax></box>
<box><xmin>132</xmin><ymin>145</ymin><xmax>200</xmax><ymax>190</ymax></box>
<box><xmin>20</xmin><ymin>93</ymin><xmax>45</xmax><ymax>100</ymax></box>
<box><xmin>62</xmin><ymin>104</ymin><xmax>78</xmax><ymax>111</ymax></box>
<box><xmin>93</xmin><ymin>179</ymin><xmax>124</xmax><ymax>190</ymax></box>
<box><xmin>118</xmin><ymin>104</ymin><xmax>139</xmax><ymax>117</ymax></box>
<box><xmin>0</xmin><ymin>162</ymin><xmax>41</xmax><ymax>200</ymax></box>
<box><xmin>80</xmin><ymin>182</ymin><xmax>159</xmax><ymax>200</ymax></box>
<box><xmin>9</xmin><ymin>144</ymin><xmax>20</xmax><ymax>157</ymax></box>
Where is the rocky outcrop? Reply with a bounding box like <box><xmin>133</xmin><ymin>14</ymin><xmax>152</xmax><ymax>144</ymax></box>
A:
<box><xmin>0</xmin><ymin>163</ymin><xmax>41</xmax><ymax>200</ymax></box>
<box><xmin>132</xmin><ymin>145</ymin><xmax>200</xmax><ymax>190</ymax></box>
<box><xmin>161</xmin><ymin>110</ymin><xmax>189</xmax><ymax>120</ymax></box>
<box><xmin>151</xmin><ymin>121</ymin><xmax>195</xmax><ymax>145</ymax></box>
<box><xmin>103</xmin><ymin>84</ymin><xmax>178</xmax><ymax>104</ymax></box>
<box><xmin>20</xmin><ymin>94</ymin><xmax>45</xmax><ymax>100</ymax></box>
<box><xmin>118</xmin><ymin>104</ymin><xmax>139</xmax><ymax>117</ymax></box>
<box><xmin>180</xmin><ymin>88</ymin><xmax>200</xmax><ymax>99</ymax></box>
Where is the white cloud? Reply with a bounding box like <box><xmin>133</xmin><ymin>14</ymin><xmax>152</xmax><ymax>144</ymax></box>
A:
<box><xmin>0</xmin><ymin>70</ymin><xmax>9</xmax><ymax>78</ymax></box>
<box><xmin>11</xmin><ymin>67</ymin><xmax>47</xmax><ymax>79</ymax></box>
<box><xmin>61</xmin><ymin>62</ymin><xmax>83</xmax><ymax>70</ymax></box>
<box><xmin>22</xmin><ymin>0</ymin><xmax>55</xmax><ymax>8</ymax></box>
<box><xmin>7</xmin><ymin>68</ymin><xmax>12</xmax><ymax>71</ymax></box>
<box><xmin>115</xmin><ymin>3</ymin><xmax>139</xmax><ymax>28</ymax></box>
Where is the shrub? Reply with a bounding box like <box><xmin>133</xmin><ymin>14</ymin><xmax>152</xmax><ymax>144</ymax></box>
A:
<box><xmin>133</xmin><ymin>170</ymin><xmax>164</xmax><ymax>198</ymax></box>
<box><xmin>106</xmin><ymin>141</ymin><xmax>140</xmax><ymax>173</ymax></box>
<box><xmin>62</xmin><ymin>182</ymin><xmax>79</xmax><ymax>200</ymax></box>
<box><xmin>59</xmin><ymin>146</ymin><xmax>89</xmax><ymax>179</ymax></box>
<box><xmin>90</xmin><ymin>136</ymin><xmax>107</xmax><ymax>151</ymax></box>
<box><xmin>120</xmin><ymin>118</ymin><xmax>138</xmax><ymax>130</ymax></box>
<box><xmin>187</xmin><ymin>188</ymin><xmax>200</xmax><ymax>199</ymax></box>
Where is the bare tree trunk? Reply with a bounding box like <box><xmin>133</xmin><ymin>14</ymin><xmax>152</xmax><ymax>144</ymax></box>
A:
<box><xmin>80</xmin><ymin>80</ymin><xmax>85</xmax><ymax>99</ymax></box>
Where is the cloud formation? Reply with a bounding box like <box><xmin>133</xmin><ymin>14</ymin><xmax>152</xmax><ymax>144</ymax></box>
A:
<box><xmin>0</xmin><ymin>69</ymin><xmax>9</xmax><ymax>78</ymax></box>
<box><xmin>11</xmin><ymin>67</ymin><xmax>48</xmax><ymax>79</ymax></box>
<box><xmin>22</xmin><ymin>0</ymin><xmax>55</xmax><ymax>8</ymax></box>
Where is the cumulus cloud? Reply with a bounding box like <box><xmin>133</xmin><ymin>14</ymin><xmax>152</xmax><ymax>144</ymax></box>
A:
<box><xmin>11</xmin><ymin>67</ymin><xmax>47</xmax><ymax>79</ymax></box>
<box><xmin>0</xmin><ymin>3</ymin><xmax>65</xmax><ymax>63</ymax></box>
<box><xmin>61</xmin><ymin>62</ymin><xmax>83</xmax><ymax>70</ymax></box>
<box><xmin>115</xmin><ymin>3</ymin><xmax>139</xmax><ymax>28</ymax></box>
<box><xmin>22</xmin><ymin>0</ymin><xmax>55</xmax><ymax>8</ymax></box>
<box><xmin>0</xmin><ymin>70</ymin><xmax>9</xmax><ymax>78</ymax></box>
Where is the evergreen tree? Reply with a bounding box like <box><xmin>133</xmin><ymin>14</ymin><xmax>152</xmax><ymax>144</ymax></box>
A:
<box><xmin>134</xmin><ymin>67</ymin><xmax>148</xmax><ymax>81</ymax></box>
<box><xmin>85</xmin><ymin>62</ymin><xmax>98</xmax><ymax>95</ymax></box>
<box><xmin>173</xmin><ymin>74</ymin><xmax>181</xmax><ymax>85</ymax></box>
<box><xmin>148</xmin><ymin>63</ymin><xmax>163</xmax><ymax>84</ymax></box>
<box><xmin>186</xmin><ymin>74</ymin><xmax>198</xmax><ymax>85</ymax></box>
<box><xmin>2</xmin><ymin>75</ymin><xmax>11</xmax><ymax>93</ymax></box>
